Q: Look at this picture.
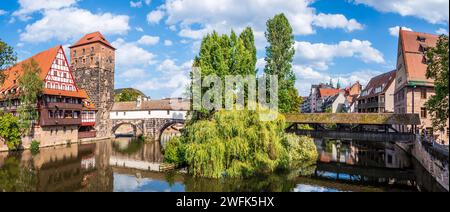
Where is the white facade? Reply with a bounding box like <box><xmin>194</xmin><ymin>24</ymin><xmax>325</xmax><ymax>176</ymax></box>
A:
<box><xmin>110</xmin><ymin>110</ymin><xmax>188</xmax><ymax>120</ymax></box>
<box><xmin>331</xmin><ymin>92</ymin><xmax>348</xmax><ymax>113</ymax></box>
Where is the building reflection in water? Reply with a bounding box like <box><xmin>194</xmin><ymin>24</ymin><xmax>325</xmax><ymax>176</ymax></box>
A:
<box><xmin>0</xmin><ymin>138</ymin><xmax>446</xmax><ymax>192</ymax></box>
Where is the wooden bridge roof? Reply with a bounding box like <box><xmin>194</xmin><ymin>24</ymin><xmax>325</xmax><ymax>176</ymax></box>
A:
<box><xmin>285</xmin><ymin>113</ymin><xmax>421</xmax><ymax>125</ymax></box>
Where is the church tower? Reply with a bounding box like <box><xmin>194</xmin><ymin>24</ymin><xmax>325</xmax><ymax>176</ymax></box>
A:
<box><xmin>69</xmin><ymin>32</ymin><xmax>115</xmax><ymax>138</ymax></box>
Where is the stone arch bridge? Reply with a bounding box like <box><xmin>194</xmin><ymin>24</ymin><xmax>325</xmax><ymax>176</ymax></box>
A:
<box><xmin>110</xmin><ymin>99</ymin><xmax>190</xmax><ymax>140</ymax></box>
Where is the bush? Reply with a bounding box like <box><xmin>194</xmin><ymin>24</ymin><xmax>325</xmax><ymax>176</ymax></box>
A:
<box><xmin>283</xmin><ymin>134</ymin><xmax>318</xmax><ymax>167</ymax></box>
<box><xmin>30</xmin><ymin>140</ymin><xmax>40</xmax><ymax>154</ymax></box>
<box><xmin>164</xmin><ymin>137</ymin><xmax>185</xmax><ymax>166</ymax></box>
<box><xmin>164</xmin><ymin>108</ymin><xmax>317</xmax><ymax>179</ymax></box>
<box><xmin>0</xmin><ymin>113</ymin><xmax>22</xmax><ymax>151</ymax></box>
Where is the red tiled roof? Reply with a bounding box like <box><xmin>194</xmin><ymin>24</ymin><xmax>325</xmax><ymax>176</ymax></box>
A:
<box><xmin>359</xmin><ymin>70</ymin><xmax>396</xmax><ymax>99</ymax></box>
<box><xmin>69</xmin><ymin>31</ymin><xmax>115</xmax><ymax>50</ymax></box>
<box><xmin>319</xmin><ymin>88</ymin><xmax>340</xmax><ymax>98</ymax></box>
<box><xmin>0</xmin><ymin>45</ymin><xmax>92</xmax><ymax>101</ymax></box>
<box><xmin>400</xmin><ymin>30</ymin><xmax>439</xmax><ymax>84</ymax></box>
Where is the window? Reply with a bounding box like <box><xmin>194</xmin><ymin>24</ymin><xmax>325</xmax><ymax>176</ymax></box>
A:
<box><xmin>167</xmin><ymin>110</ymin><xmax>170</xmax><ymax>115</ymax></box>
<box><xmin>75</xmin><ymin>59</ymin><xmax>78</xmax><ymax>64</ymax></box>
<box><xmin>83</xmin><ymin>59</ymin><xmax>86</xmax><ymax>64</ymax></box>
<box><xmin>91</xmin><ymin>47</ymin><xmax>94</xmax><ymax>52</ymax></box>
<box><xmin>91</xmin><ymin>57</ymin><xmax>94</xmax><ymax>63</ymax></box>
<box><xmin>63</xmin><ymin>73</ymin><xmax>67</xmax><ymax>78</ymax></box>
<box><xmin>421</xmin><ymin>107</ymin><xmax>427</xmax><ymax>118</ymax></box>
<box><xmin>421</xmin><ymin>88</ymin><xmax>427</xmax><ymax>99</ymax></box>
<box><xmin>123</xmin><ymin>112</ymin><xmax>126</xmax><ymax>116</ymax></box>
<box><xmin>417</xmin><ymin>36</ymin><xmax>426</xmax><ymax>42</ymax></box>
<box><xmin>73</xmin><ymin>50</ymin><xmax>77</xmax><ymax>57</ymax></box>
<box><xmin>53</xmin><ymin>71</ymin><xmax>57</xmax><ymax>76</ymax></box>
<box><xmin>387</xmin><ymin>155</ymin><xmax>393</xmax><ymax>164</ymax></box>
<box><xmin>82</xmin><ymin>48</ymin><xmax>86</xmax><ymax>54</ymax></box>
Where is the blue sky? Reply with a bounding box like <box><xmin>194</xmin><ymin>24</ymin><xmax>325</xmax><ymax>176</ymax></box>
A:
<box><xmin>0</xmin><ymin>0</ymin><xmax>448</xmax><ymax>99</ymax></box>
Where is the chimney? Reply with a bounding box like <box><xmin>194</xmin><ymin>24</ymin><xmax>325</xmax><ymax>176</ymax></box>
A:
<box><xmin>137</xmin><ymin>96</ymin><xmax>142</xmax><ymax>108</ymax></box>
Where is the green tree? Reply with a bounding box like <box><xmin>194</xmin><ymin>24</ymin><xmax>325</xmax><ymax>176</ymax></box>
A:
<box><xmin>191</xmin><ymin>29</ymin><xmax>256</xmax><ymax>120</ymax></box>
<box><xmin>239</xmin><ymin>27</ymin><xmax>257</xmax><ymax>74</ymax></box>
<box><xmin>264</xmin><ymin>13</ymin><xmax>300</xmax><ymax>113</ymax></box>
<box><xmin>115</xmin><ymin>88</ymin><xmax>143</xmax><ymax>102</ymax></box>
<box><xmin>425</xmin><ymin>35</ymin><xmax>449</xmax><ymax>132</ymax></box>
<box><xmin>0</xmin><ymin>39</ymin><xmax>17</xmax><ymax>84</ymax></box>
<box><xmin>0</xmin><ymin>113</ymin><xmax>22</xmax><ymax>150</ymax></box>
<box><xmin>17</xmin><ymin>59</ymin><xmax>44</xmax><ymax>135</ymax></box>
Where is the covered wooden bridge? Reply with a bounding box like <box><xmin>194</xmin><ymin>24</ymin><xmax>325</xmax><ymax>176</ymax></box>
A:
<box><xmin>284</xmin><ymin>113</ymin><xmax>421</xmax><ymax>143</ymax></box>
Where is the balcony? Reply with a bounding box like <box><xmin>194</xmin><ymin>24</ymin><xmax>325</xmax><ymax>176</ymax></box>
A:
<box><xmin>78</xmin><ymin>131</ymin><xmax>97</xmax><ymax>139</ymax></box>
<box><xmin>40</xmin><ymin>117</ymin><xmax>82</xmax><ymax>126</ymax></box>
<box><xmin>357</xmin><ymin>101</ymin><xmax>385</xmax><ymax>110</ymax></box>
<box><xmin>43</xmin><ymin>102</ymin><xmax>83</xmax><ymax>110</ymax></box>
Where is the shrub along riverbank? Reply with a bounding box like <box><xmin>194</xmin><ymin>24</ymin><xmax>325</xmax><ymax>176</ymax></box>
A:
<box><xmin>164</xmin><ymin>109</ymin><xmax>318</xmax><ymax>179</ymax></box>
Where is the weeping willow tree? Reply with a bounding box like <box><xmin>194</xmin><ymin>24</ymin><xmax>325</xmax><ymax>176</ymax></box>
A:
<box><xmin>165</xmin><ymin>108</ymin><xmax>318</xmax><ymax>179</ymax></box>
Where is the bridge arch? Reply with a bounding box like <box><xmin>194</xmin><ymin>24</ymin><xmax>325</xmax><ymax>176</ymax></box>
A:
<box><xmin>112</xmin><ymin>120</ymin><xmax>144</xmax><ymax>137</ymax></box>
<box><xmin>158</xmin><ymin>120</ymin><xmax>185</xmax><ymax>149</ymax></box>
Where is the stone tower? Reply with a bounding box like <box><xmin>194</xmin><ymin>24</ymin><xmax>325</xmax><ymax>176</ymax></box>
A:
<box><xmin>69</xmin><ymin>32</ymin><xmax>115</xmax><ymax>138</ymax></box>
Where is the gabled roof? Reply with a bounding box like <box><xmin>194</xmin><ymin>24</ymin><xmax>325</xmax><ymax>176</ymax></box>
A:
<box><xmin>69</xmin><ymin>31</ymin><xmax>115</xmax><ymax>50</ymax></box>
<box><xmin>399</xmin><ymin>30</ymin><xmax>439</xmax><ymax>84</ymax></box>
<box><xmin>319</xmin><ymin>88</ymin><xmax>340</xmax><ymax>98</ymax></box>
<box><xmin>359</xmin><ymin>70</ymin><xmax>396</xmax><ymax>99</ymax></box>
<box><xmin>0</xmin><ymin>45</ymin><xmax>90</xmax><ymax>101</ymax></box>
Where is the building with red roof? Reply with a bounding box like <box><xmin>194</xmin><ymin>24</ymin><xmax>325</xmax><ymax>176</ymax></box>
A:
<box><xmin>357</xmin><ymin>70</ymin><xmax>396</xmax><ymax>113</ymax></box>
<box><xmin>0</xmin><ymin>44</ymin><xmax>97</xmax><ymax>149</ymax></box>
<box><xmin>394</xmin><ymin>29</ymin><xmax>448</xmax><ymax>144</ymax></box>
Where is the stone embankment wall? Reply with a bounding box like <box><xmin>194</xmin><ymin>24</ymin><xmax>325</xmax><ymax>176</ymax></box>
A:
<box><xmin>411</xmin><ymin>138</ymin><xmax>449</xmax><ymax>191</ymax></box>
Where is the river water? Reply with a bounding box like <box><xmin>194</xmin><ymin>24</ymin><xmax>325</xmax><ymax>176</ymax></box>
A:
<box><xmin>0</xmin><ymin>137</ymin><xmax>446</xmax><ymax>192</ymax></box>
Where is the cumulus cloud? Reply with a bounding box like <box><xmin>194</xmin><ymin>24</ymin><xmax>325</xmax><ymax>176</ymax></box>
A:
<box><xmin>294</xmin><ymin>65</ymin><xmax>382</xmax><ymax>95</ymax></box>
<box><xmin>389</xmin><ymin>26</ymin><xmax>413</xmax><ymax>37</ymax></box>
<box><xmin>352</xmin><ymin>0</ymin><xmax>449</xmax><ymax>24</ymax></box>
<box><xmin>19</xmin><ymin>7</ymin><xmax>130</xmax><ymax>43</ymax></box>
<box><xmin>154</xmin><ymin>0</ymin><xmax>363</xmax><ymax>46</ymax></box>
<box><xmin>147</xmin><ymin>10</ymin><xmax>165</xmax><ymax>24</ymax></box>
<box><xmin>294</xmin><ymin>39</ymin><xmax>384</xmax><ymax>71</ymax></box>
<box><xmin>135</xmin><ymin>59</ymin><xmax>192</xmax><ymax>98</ymax></box>
<box><xmin>313</xmin><ymin>13</ymin><xmax>364</xmax><ymax>32</ymax></box>
<box><xmin>112</xmin><ymin>38</ymin><xmax>157</xmax><ymax>67</ymax></box>
<box><xmin>0</xmin><ymin>10</ymin><xmax>7</xmax><ymax>16</ymax></box>
<box><xmin>137</xmin><ymin>35</ymin><xmax>160</xmax><ymax>45</ymax></box>
<box><xmin>12</xmin><ymin>0</ymin><xmax>78</xmax><ymax>20</ymax></box>
<box><xmin>164</xmin><ymin>40</ymin><xmax>173</xmax><ymax>46</ymax></box>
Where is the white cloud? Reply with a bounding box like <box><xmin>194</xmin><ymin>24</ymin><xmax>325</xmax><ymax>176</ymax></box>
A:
<box><xmin>13</xmin><ymin>0</ymin><xmax>78</xmax><ymax>21</ymax></box>
<box><xmin>147</xmin><ymin>10</ymin><xmax>164</xmax><ymax>24</ymax></box>
<box><xmin>130</xmin><ymin>1</ymin><xmax>143</xmax><ymax>8</ymax></box>
<box><xmin>19</xmin><ymin>7</ymin><xmax>130</xmax><ymax>43</ymax></box>
<box><xmin>256</xmin><ymin>58</ymin><xmax>266</xmax><ymax>71</ymax></box>
<box><xmin>137</xmin><ymin>35</ymin><xmax>160</xmax><ymax>45</ymax></box>
<box><xmin>157</xmin><ymin>0</ymin><xmax>363</xmax><ymax>43</ymax></box>
<box><xmin>144</xmin><ymin>0</ymin><xmax>151</xmax><ymax>5</ymax></box>
<box><xmin>294</xmin><ymin>65</ymin><xmax>381</xmax><ymax>95</ymax></box>
<box><xmin>294</xmin><ymin>39</ymin><xmax>384</xmax><ymax>71</ymax></box>
<box><xmin>112</xmin><ymin>38</ymin><xmax>157</xmax><ymax>67</ymax></box>
<box><xmin>352</xmin><ymin>0</ymin><xmax>449</xmax><ymax>24</ymax></box>
<box><xmin>0</xmin><ymin>10</ymin><xmax>7</xmax><ymax>16</ymax></box>
<box><xmin>313</xmin><ymin>13</ymin><xmax>364</xmax><ymax>32</ymax></box>
<box><xmin>119</xmin><ymin>68</ymin><xmax>148</xmax><ymax>81</ymax></box>
<box><xmin>135</xmin><ymin>59</ymin><xmax>192</xmax><ymax>98</ymax></box>
<box><xmin>389</xmin><ymin>26</ymin><xmax>413</xmax><ymax>37</ymax></box>
<box><xmin>135</xmin><ymin>27</ymin><xmax>144</xmax><ymax>32</ymax></box>
<box><xmin>164</xmin><ymin>40</ymin><xmax>173</xmax><ymax>46</ymax></box>
<box><xmin>436</xmin><ymin>28</ymin><xmax>449</xmax><ymax>35</ymax></box>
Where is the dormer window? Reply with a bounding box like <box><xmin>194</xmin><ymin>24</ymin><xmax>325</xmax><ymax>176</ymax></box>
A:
<box><xmin>417</xmin><ymin>36</ymin><xmax>426</xmax><ymax>42</ymax></box>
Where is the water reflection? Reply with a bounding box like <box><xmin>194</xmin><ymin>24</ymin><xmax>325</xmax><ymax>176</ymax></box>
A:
<box><xmin>0</xmin><ymin>138</ymin><xmax>446</xmax><ymax>192</ymax></box>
